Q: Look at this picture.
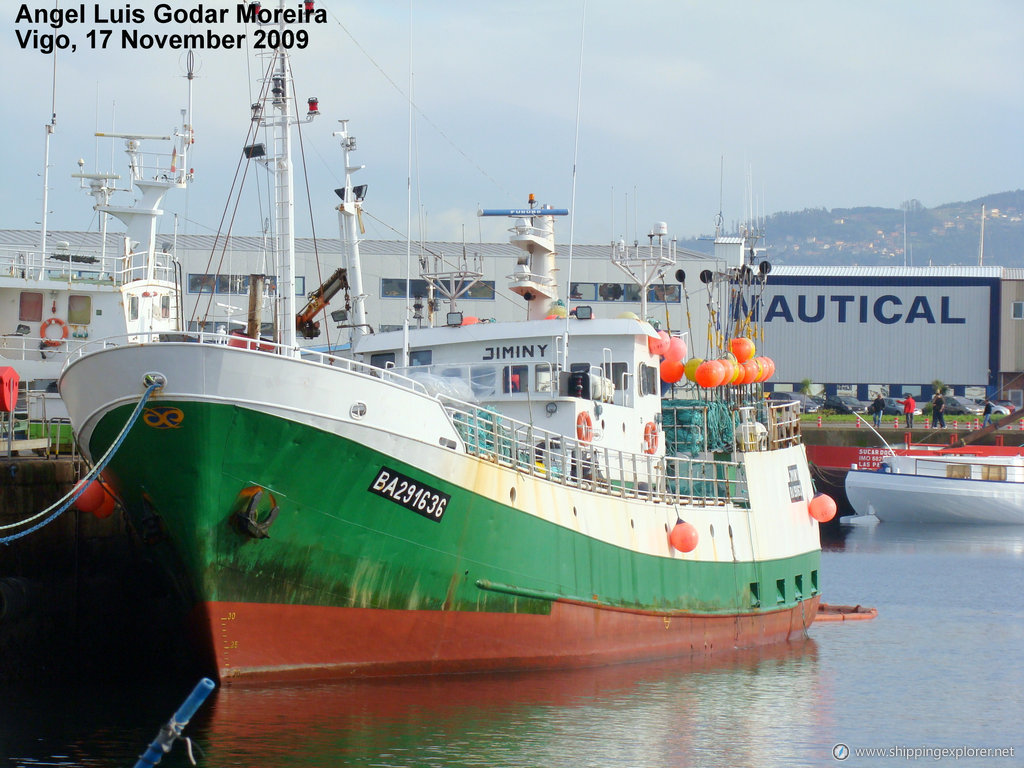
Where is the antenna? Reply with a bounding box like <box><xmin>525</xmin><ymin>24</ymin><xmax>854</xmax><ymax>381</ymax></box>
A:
<box><xmin>978</xmin><ymin>204</ymin><xmax>985</xmax><ymax>266</ymax></box>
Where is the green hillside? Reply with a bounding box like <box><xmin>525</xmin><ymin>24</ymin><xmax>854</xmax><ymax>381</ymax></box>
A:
<box><xmin>680</xmin><ymin>190</ymin><xmax>1024</xmax><ymax>267</ymax></box>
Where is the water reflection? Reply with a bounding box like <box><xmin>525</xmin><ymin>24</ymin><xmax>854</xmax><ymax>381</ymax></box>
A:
<box><xmin>199</xmin><ymin>640</ymin><xmax>821</xmax><ymax>768</ymax></box>
<box><xmin>823</xmin><ymin>521</ymin><xmax>1024</xmax><ymax>556</ymax></box>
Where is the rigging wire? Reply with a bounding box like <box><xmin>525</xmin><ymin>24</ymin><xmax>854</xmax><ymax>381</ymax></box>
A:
<box><xmin>561</xmin><ymin>0</ymin><xmax>587</xmax><ymax>365</ymax></box>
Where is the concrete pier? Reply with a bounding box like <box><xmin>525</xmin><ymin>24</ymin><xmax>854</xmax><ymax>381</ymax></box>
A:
<box><xmin>0</xmin><ymin>457</ymin><xmax>184</xmax><ymax>682</ymax></box>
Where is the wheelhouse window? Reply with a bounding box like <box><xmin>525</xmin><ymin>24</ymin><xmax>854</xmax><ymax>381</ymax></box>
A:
<box><xmin>68</xmin><ymin>294</ymin><xmax>91</xmax><ymax>325</ymax></box>
<box><xmin>128</xmin><ymin>295</ymin><xmax>139</xmax><ymax>321</ymax></box>
<box><xmin>370</xmin><ymin>352</ymin><xmax>396</xmax><ymax>369</ymax></box>
<box><xmin>19</xmin><ymin>292</ymin><xmax>42</xmax><ymax>322</ymax></box>
<box><xmin>639</xmin><ymin>363</ymin><xmax>658</xmax><ymax>396</ymax></box>
<box><xmin>603</xmin><ymin>362</ymin><xmax>628</xmax><ymax>390</ymax></box>
<box><xmin>502</xmin><ymin>365</ymin><xmax>528</xmax><ymax>393</ymax></box>
<box><xmin>409</xmin><ymin>350</ymin><xmax>432</xmax><ymax>366</ymax></box>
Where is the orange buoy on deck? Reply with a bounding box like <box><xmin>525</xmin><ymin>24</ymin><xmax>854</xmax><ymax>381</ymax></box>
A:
<box><xmin>814</xmin><ymin>603</ymin><xmax>878</xmax><ymax>622</ymax></box>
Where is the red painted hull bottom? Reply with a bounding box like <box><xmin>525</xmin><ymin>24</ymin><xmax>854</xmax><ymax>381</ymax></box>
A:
<box><xmin>198</xmin><ymin>597</ymin><xmax>821</xmax><ymax>683</ymax></box>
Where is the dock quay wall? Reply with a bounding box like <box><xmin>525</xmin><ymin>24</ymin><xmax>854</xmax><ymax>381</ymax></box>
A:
<box><xmin>0</xmin><ymin>458</ymin><xmax>183</xmax><ymax>682</ymax></box>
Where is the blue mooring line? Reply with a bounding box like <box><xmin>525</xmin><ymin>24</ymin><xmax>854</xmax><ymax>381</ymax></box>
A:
<box><xmin>0</xmin><ymin>381</ymin><xmax>161</xmax><ymax>545</ymax></box>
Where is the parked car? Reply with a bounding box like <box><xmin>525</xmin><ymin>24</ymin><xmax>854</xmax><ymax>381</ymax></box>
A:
<box><xmin>973</xmin><ymin>398</ymin><xmax>1012</xmax><ymax>415</ymax></box>
<box><xmin>881</xmin><ymin>397</ymin><xmax>922</xmax><ymax>416</ymax></box>
<box><xmin>768</xmin><ymin>392</ymin><xmax>820</xmax><ymax>413</ymax></box>
<box><xmin>942</xmin><ymin>395</ymin><xmax>983</xmax><ymax>415</ymax></box>
<box><xmin>822</xmin><ymin>395</ymin><xmax>868</xmax><ymax>414</ymax></box>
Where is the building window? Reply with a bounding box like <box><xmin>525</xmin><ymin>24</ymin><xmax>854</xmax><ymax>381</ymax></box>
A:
<box><xmin>186</xmin><ymin>273</ymin><xmax>304</xmax><ymax>296</ymax></box>
<box><xmin>572</xmin><ymin>282</ymin><xmax>675</xmax><ymax>303</ymax></box>
<box><xmin>67</xmin><ymin>294</ymin><xmax>91</xmax><ymax>324</ymax></box>
<box><xmin>1012</xmin><ymin>301</ymin><xmax>1024</xmax><ymax>320</ymax></box>
<box><xmin>19</xmin><ymin>292</ymin><xmax>43</xmax><ymax>322</ymax></box>
<box><xmin>381</xmin><ymin>278</ymin><xmax>495</xmax><ymax>300</ymax></box>
<box><xmin>648</xmin><ymin>284</ymin><xmax>681</xmax><ymax>303</ymax></box>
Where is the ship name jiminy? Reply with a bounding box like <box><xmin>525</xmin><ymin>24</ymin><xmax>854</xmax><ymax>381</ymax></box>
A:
<box><xmin>482</xmin><ymin>344</ymin><xmax>548</xmax><ymax>361</ymax></box>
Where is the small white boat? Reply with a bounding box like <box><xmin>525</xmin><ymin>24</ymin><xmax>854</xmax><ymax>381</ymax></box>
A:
<box><xmin>845</xmin><ymin>448</ymin><xmax>1024</xmax><ymax>524</ymax></box>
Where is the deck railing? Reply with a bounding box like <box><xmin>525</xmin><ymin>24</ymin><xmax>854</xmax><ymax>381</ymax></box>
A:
<box><xmin>440</xmin><ymin>395</ymin><xmax>749</xmax><ymax>506</ymax></box>
<box><xmin>60</xmin><ymin>331</ymin><xmax>799</xmax><ymax>506</ymax></box>
<box><xmin>0</xmin><ymin>245</ymin><xmax>177</xmax><ymax>285</ymax></box>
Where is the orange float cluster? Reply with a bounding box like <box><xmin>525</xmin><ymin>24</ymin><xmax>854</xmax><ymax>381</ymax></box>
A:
<box><xmin>649</xmin><ymin>330</ymin><xmax>689</xmax><ymax>384</ymax></box>
<box><xmin>676</xmin><ymin>337</ymin><xmax>776</xmax><ymax>389</ymax></box>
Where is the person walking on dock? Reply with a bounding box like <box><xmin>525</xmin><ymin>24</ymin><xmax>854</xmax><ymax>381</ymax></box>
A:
<box><xmin>897</xmin><ymin>394</ymin><xmax>916</xmax><ymax>429</ymax></box>
<box><xmin>871</xmin><ymin>394</ymin><xmax>885</xmax><ymax>428</ymax></box>
<box><xmin>931</xmin><ymin>393</ymin><xmax>946</xmax><ymax>428</ymax></box>
<box><xmin>983</xmin><ymin>399</ymin><xmax>994</xmax><ymax>428</ymax></box>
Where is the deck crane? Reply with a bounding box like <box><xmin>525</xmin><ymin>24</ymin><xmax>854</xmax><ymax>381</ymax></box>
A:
<box><xmin>296</xmin><ymin>265</ymin><xmax>349</xmax><ymax>339</ymax></box>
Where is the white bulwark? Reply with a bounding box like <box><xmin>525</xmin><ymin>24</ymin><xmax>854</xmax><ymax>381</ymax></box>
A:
<box><xmin>1</xmin><ymin>230</ymin><xmax>1021</xmax><ymax>405</ymax></box>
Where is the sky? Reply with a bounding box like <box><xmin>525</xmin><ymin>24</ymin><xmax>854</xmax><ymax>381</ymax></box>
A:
<box><xmin>3</xmin><ymin>0</ymin><xmax>1022</xmax><ymax>249</ymax></box>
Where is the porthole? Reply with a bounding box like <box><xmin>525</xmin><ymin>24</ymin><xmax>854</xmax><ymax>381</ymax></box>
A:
<box><xmin>350</xmin><ymin>401</ymin><xmax>367</xmax><ymax>419</ymax></box>
<box><xmin>573</xmin><ymin>506</ymin><xmax>578</xmax><ymax>517</ymax></box>
<box><xmin>510</xmin><ymin>487</ymin><xmax>517</xmax><ymax>504</ymax></box>
<box><xmin>709</xmin><ymin>524</ymin><xmax>715</xmax><ymax>537</ymax></box>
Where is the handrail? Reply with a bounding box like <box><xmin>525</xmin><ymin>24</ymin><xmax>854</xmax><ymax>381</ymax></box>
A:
<box><xmin>438</xmin><ymin>394</ymin><xmax>750</xmax><ymax>506</ymax></box>
<box><xmin>60</xmin><ymin>329</ymin><xmax>432</xmax><ymax>397</ymax></box>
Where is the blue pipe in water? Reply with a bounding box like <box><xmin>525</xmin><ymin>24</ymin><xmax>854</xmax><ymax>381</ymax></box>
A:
<box><xmin>133</xmin><ymin>677</ymin><xmax>216</xmax><ymax>768</ymax></box>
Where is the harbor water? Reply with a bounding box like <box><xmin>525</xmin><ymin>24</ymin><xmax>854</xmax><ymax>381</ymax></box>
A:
<box><xmin>1</xmin><ymin>523</ymin><xmax>1021</xmax><ymax>768</ymax></box>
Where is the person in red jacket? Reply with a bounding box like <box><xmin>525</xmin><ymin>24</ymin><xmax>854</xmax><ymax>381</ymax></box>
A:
<box><xmin>897</xmin><ymin>394</ymin><xmax>916</xmax><ymax>428</ymax></box>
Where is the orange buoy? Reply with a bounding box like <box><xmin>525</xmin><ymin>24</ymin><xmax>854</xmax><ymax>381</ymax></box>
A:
<box><xmin>92</xmin><ymin>490</ymin><xmax>117</xmax><ymax>519</ymax></box>
<box><xmin>648</xmin><ymin>331</ymin><xmax>670</xmax><ymax>356</ymax></box>
<box><xmin>665</xmin><ymin>336</ymin><xmax>687</xmax><ymax>362</ymax></box>
<box><xmin>643</xmin><ymin>421</ymin><xmax>659</xmax><ymax>454</ymax></box>
<box><xmin>729</xmin><ymin>336</ymin><xmax>755</xmax><ymax>363</ymax></box>
<box><xmin>660</xmin><ymin>358</ymin><xmax>684</xmax><ymax>384</ymax></box>
<box><xmin>576</xmin><ymin>411</ymin><xmax>594</xmax><ymax>442</ymax></box>
<box><xmin>669</xmin><ymin>520</ymin><xmax>698</xmax><ymax>552</ymax></box>
<box><xmin>808</xmin><ymin>492</ymin><xmax>837</xmax><ymax>523</ymax></box>
<box><xmin>695</xmin><ymin>360</ymin><xmax>724</xmax><ymax>388</ymax></box>
<box><xmin>73</xmin><ymin>480</ymin><xmax>106</xmax><ymax>514</ymax></box>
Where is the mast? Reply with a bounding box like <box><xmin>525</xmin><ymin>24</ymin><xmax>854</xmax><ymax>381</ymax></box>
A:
<box><xmin>248</xmin><ymin>3</ymin><xmax>318</xmax><ymax>350</ymax></box>
<box><xmin>334</xmin><ymin>120</ymin><xmax>367</xmax><ymax>345</ymax></box>
<box><xmin>40</xmin><ymin>47</ymin><xmax>57</xmax><ymax>260</ymax></box>
<box><xmin>479</xmin><ymin>196</ymin><xmax>568</xmax><ymax>321</ymax></box>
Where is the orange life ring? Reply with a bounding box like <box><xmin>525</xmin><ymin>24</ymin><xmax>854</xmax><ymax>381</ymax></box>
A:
<box><xmin>40</xmin><ymin>317</ymin><xmax>68</xmax><ymax>347</ymax></box>
<box><xmin>576</xmin><ymin>411</ymin><xmax>593</xmax><ymax>442</ymax></box>
<box><xmin>643</xmin><ymin>421</ymin><xmax>659</xmax><ymax>454</ymax></box>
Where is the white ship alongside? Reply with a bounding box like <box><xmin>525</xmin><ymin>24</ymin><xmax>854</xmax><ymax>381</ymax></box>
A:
<box><xmin>845</xmin><ymin>449</ymin><xmax>1024</xmax><ymax>524</ymax></box>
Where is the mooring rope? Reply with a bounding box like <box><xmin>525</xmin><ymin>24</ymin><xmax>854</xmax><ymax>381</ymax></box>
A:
<box><xmin>0</xmin><ymin>380</ymin><xmax>162</xmax><ymax>544</ymax></box>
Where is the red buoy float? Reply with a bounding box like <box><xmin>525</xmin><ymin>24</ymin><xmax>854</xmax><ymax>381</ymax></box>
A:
<box><xmin>669</xmin><ymin>520</ymin><xmax>699</xmax><ymax>552</ymax></box>
<box><xmin>660</xmin><ymin>358</ymin><xmax>684</xmax><ymax>384</ymax></box>
<box><xmin>648</xmin><ymin>330</ymin><xmax>670</xmax><ymax>356</ymax></box>
<box><xmin>73</xmin><ymin>480</ymin><xmax>106</xmax><ymax>514</ymax></box>
<box><xmin>0</xmin><ymin>367</ymin><xmax>19</xmax><ymax>413</ymax></box>
<box><xmin>808</xmin><ymin>492</ymin><xmax>837</xmax><ymax>523</ymax></box>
